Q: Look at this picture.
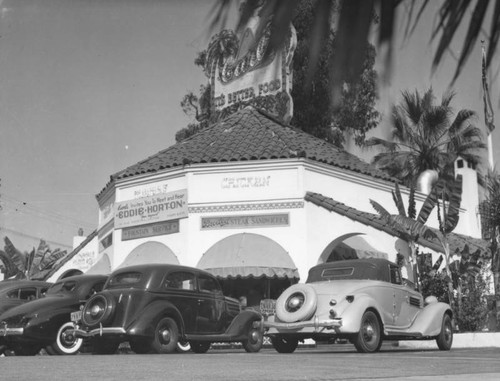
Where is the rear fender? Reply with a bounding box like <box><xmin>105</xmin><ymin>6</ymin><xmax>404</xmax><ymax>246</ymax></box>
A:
<box><xmin>335</xmin><ymin>294</ymin><xmax>380</xmax><ymax>333</ymax></box>
<box><xmin>224</xmin><ymin>310</ymin><xmax>261</xmax><ymax>339</ymax></box>
<box><xmin>127</xmin><ymin>302</ymin><xmax>184</xmax><ymax>338</ymax></box>
<box><xmin>409</xmin><ymin>302</ymin><xmax>451</xmax><ymax>337</ymax></box>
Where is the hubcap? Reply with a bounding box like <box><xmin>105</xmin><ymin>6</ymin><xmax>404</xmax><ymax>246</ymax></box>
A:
<box><xmin>160</xmin><ymin>328</ymin><xmax>171</xmax><ymax>343</ymax></box>
<box><xmin>250</xmin><ymin>330</ymin><xmax>260</xmax><ymax>343</ymax></box>
<box><xmin>364</xmin><ymin>324</ymin><xmax>375</xmax><ymax>341</ymax></box>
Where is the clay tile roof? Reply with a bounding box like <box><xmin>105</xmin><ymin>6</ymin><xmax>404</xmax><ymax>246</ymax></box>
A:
<box><xmin>98</xmin><ymin>107</ymin><xmax>394</xmax><ymax>197</ymax></box>
<box><xmin>305</xmin><ymin>191</ymin><xmax>490</xmax><ymax>259</ymax></box>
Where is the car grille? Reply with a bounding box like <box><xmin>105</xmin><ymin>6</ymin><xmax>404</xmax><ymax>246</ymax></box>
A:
<box><xmin>409</xmin><ymin>296</ymin><xmax>421</xmax><ymax>307</ymax></box>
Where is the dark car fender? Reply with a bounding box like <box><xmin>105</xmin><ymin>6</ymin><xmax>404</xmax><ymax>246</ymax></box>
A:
<box><xmin>23</xmin><ymin>307</ymin><xmax>75</xmax><ymax>342</ymax></box>
<box><xmin>223</xmin><ymin>310</ymin><xmax>261</xmax><ymax>339</ymax></box>
<box><xmin>126</xmin><ymin>301</ymin><xmax>185</xmax><ymax>338</ymax></box>
<box><xmin>408</xmin><ymin>302</ymin><xmax>452</xmax><ymax>337</ymax></box>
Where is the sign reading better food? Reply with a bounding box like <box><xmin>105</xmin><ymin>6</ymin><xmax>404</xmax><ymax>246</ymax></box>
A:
<box><xmin>114</xmin><ymin>189</ymin><xmax>188</xmax><ymax>229</ymax></box>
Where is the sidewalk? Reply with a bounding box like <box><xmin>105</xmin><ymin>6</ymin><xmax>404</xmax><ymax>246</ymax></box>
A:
<box><xmin>398</xmin><ymin>332</ymin><xmax>500</xmax><ymax>349</ymax></box>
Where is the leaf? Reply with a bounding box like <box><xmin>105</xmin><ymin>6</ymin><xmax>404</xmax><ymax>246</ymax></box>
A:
<box><xmin>392</xmin><ymin>183</ymin><xmax>407</xmax><ymax>217</ymax></box>
<box><xmin>443</xmin><ymin>174</ymin><xmax>463</xmax><ymax>233</ymax></box>
<box><xmin>370</xmin><ymin>199</ymin><xmax>392</xmax><ymax>220</ymax></box>
<box><xmin>3</xmin><ymin>237</ymin><xmax>26</xmax><ymax>274</ymax></box>
<box><xmin>417</xmin><ymin>183</ymin><xmax>439</xmax><ymax>224</ymax></box>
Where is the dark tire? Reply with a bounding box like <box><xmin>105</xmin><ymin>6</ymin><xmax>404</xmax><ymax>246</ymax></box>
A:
<box><xmin>270</xmin><ymin>336</ymin><xmax>299</xmax><ymax>353</ymax></box>
<box><xmin>436</xmin><ymin>314</ymin><xmax>453</xmax><ymax>350</ymax></box>
<box><xmin>275</xmin><ymin>284</ymin><xmax>317</xmax><ymax>323</ymax></box>
<box><xmin>12</xmin><ymin>344</ymin><xmax>41</xmax><ymax>356</ymax></box>
<box><xmin>354</xmin><ymin>311</ymin><xmax>382</xmax><ymax>353</ymax></box>
<box><xmin>151</xmin><ymin>317</ymin><xmax>179</xmax><ymax>354</ymax></box>
<box><xmin>176</xmin><ymin>340</ymin><xmax>191</xmax><ymax>353</ymax></box>
<box><xmin>190</xmin><ymin>341</ymin><xmax>211</xmax><ymax>354</ymax></box>
<box><xmin>52</xmin><ymin>322</ymin><xmax>83</xmax><ymax>355</ymax></box>
<box><xmin>242</xmin><ymin>323</ymin><xmax>263</xmax><ymax>353</ymax></box>
<box><xmin>92</xmin><ymin>338</ymin><xmax>119</xmax><ymax>355</ymax></box>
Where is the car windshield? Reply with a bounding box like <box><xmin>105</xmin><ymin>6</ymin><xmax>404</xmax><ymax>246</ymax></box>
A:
<box><xmin>46</xmin><ymin>280</ymin><xmax>77</xmax><ymax>295</ymax></box>
<box><xmin>108</xmin><ymin>271</ymin><xmax>142</xmax><ymax>287</ymax></box>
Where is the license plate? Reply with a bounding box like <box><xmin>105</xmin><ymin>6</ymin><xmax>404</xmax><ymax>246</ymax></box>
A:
<box><xmin>71</xmin><ymin>310</ymin><xmax>82</xmax><ymax>323</ymax></box>
<box><xmin>260</xmin><ymin>299</ymin><xmax>276</xmax><ymax>317</ymax></box>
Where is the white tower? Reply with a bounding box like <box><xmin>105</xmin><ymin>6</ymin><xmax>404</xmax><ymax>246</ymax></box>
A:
<box><xmin>454</xmin><ymin>157</ymin><xmax>481</xmax><ymax>238</ymax></box>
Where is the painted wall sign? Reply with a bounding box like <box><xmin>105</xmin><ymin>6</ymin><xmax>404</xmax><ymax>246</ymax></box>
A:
<box><xmin>115</xmin><ymin>189</ymin><xmax>188</xmax><ymax>229</ymax></box>
<box><xmin>201</xmin><ymin>213</ymin><xmax>289</xmax><ymax>230</ymax></box>
<box><xmin>122</xmin><ymin>220</ymin><xmax>180</xmax><ymax>241</ymax></box>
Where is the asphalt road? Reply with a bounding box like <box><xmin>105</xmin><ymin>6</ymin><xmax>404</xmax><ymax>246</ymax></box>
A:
<box><xmin>1</xmin><ymin>345</ymin><xmax>499</xmax><ymax>381</ymax></box>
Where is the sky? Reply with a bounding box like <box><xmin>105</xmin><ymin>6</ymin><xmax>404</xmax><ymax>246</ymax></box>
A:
<box><xmin>0</xmin><ymin>0</ymin><xmax>499</xmax><ymax>254</ymax></box>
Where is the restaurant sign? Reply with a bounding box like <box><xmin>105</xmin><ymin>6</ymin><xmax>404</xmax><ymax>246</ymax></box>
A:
<box><xmin>122</xmin><ymin>220</ymin><xmax>179</xmax><ymax>241</ymax></box>
<box><xmin>201</xmin><ymin>213</ymin><xmax>289</xmax><ymax>230</ymax></box>
<box><xmin>115</xmin><ymin>189</ymin><xmax>188</xmax><ymax>229</ymax></box>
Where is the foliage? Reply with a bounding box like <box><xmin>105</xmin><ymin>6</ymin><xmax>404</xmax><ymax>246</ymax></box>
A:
<box><xmin>454</xmin><ymin>269</ymin><xmax>491</xmax><ymax>332</ymax></box>
<box><xmin>177</xmin><ymin>0</ymin><xmax>380</xmax><ymax>146</ymax></box>
<box><xmin>290</xmin><ymin>0</ymin><xmax>379</xmax><ymax>147</ymax></box>
<box><xmin>0</xmin><ymin>237</ymin><xmax>67</xmax><ymax>280</ymax></box>
<box><xmin>366</xmin><ymin>89</ymin><xmax>485</xmax><ymax>187</ymax></box>
<box><xmin>208</xmin><ymin>0</ymin><xmax>500</xmax><ymax>107</ymax></box>
<box><xmin>420</xmin><ymin>271</ymin><xmax>449</xmax><ymax>304</ymax></box>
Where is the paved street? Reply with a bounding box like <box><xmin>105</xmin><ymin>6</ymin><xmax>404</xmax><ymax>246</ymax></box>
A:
<box><xmin>1</xmin><ymin>345</ymin><xmax>499</xmax><ymax>381</ymax></box>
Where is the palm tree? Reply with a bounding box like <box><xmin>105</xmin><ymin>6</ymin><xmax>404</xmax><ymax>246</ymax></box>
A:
<box><xmin>480</xmin><ymin>168</ymin><xmax>500</xmax><ymax>330</ymax></box>
<box><xmin>366</xmin><ymin>88</ymin><xmax>485</xmax><ymax>187</ymax></box>
<box><xmin>370</xmin><ymin>183</ymin><xmax>438</xmax><ymax>288</ymax></box>
<box><xmin>0</xmin><ymin>237</ymin><xmax>67</xmax><ymax>280</ymax></box>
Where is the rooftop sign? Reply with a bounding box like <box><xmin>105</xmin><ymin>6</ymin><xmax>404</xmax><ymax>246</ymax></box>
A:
<box><xmin>206</xmin><ymin>9</ymin><xmax>296</xmax><ymax>122</ymax></box>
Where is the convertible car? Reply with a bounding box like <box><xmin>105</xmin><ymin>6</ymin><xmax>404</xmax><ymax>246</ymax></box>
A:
<box><xmin>258</xmin><ymin>258</ymin><xmax>453</xmax><ymax>353</ymax></box>
<box><xmin>0</xmin><ymin>274</ymin><xmax>107</xmax><ymax>355</ymax></box>
<box><xmin>0</xmin><ymin>280</ymin><xmax>52</xmax><ymax>315</ymax></box>
<box><xmin>70</xmin><ymin>264</ymin><xmax>263</xmax><ymax>354</ymax></box>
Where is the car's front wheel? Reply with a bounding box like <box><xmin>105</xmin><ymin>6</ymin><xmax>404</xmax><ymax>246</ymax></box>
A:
<box><xmin>354</xmin><ymin>310</ymin><xmax>382</xmax><ymax>353</ymax></box>
<box><xmin>52</xmin><ymin>322</ymin><xmax>83</xmax><ymax>355</ymax></box>
<box><xmin>190</xmin><ymin>341</ymin><xmax>211</xmax><ymax>353</ymax></box>
<box><xmin>270</xmin><ymin>336</ymin><xmax>299</xmax><ymax>353</ymax></box>
<box><xmin>436</xmin><ymin>314</ymin><xmax>453</xmax><ymax>350</ymax></box>
<box><xmin>242</xmin><ymin>323</ymin><xmax>263</xmax><ymax>353</ymax></box>
<box><xmin>151</xmin><ymin>317</ymin><xmax>179</xmax><ymax>354</ymax></box>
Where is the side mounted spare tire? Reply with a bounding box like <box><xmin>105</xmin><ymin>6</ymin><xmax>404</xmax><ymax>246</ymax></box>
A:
<box><xmin>275</xmin><ymin>284</ymin><xmax>317</xmax><ymax>323</ymax></box>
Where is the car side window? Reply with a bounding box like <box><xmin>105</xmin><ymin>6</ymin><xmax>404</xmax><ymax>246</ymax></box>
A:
<box><xmin>390</xmin><ymin>266</ymin><xmax>402</xmax><ymax>285</ymax></box>
<box><xmin>7</xmin><ymin>289</ymin><xmax>21</xmax><ymax>299</ymax></box>
<box><xmin>198</xmin><ymin>274</ymin><xmax>222</xmax><ymax>295</ymax></box>
<box><xmin>164</xmin><ymin>271</ymin><xmax>195</xmax><ymax>291</ymax></box>
<box><xmin>19</xmin><ymin>288</ymin><xmax>37</xmax><ymax>300</ymax></box>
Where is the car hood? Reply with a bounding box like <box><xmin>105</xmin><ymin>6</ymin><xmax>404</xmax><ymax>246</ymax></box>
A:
<box><xmin>0</xmin><ymin>294</ymin><xmax>78</xmax><ymax>323</ymax></box>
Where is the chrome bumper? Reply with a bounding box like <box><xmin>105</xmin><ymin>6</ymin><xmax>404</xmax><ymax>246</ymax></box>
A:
<box><xmin>0</xmin><ymin>326</ymin><xmax>24</xmax><ymax>337</ymax></box>
<box><xmin>255</xmin><ymin>316</ymin><xmax>342</xmax><ymax>331</ymax></box>
<box><xmin>71</xmin><ymin>325</ymin><xmax>126</xmax><ymax>338</ymax></box>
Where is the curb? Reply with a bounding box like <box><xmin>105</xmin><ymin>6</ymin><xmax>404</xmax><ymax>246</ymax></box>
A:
<box><xmin>398</xmin><ymin>332</ymin><xmax>500</xmax><ymax>349</ymax></box>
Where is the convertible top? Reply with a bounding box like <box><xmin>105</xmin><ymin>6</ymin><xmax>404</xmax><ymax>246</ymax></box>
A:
<box><xmin>306</xmin><ymin>258</ymin><xmax>395</xmax><ymax>283</ymax></box>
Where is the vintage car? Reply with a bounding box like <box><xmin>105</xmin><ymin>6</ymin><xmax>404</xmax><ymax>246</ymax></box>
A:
<box><xmin>0</xmin><ymin>280</ymin><xmax>52</xmax><ymax>315</ymax></box>
<box><xmin>70</xmin><ymin>264</ymin><xmax>263</xmax><ymax>354</ymax></box>
<box><xmin>0</xmin><ymin>274</ymin><xmax>107</xmax><ymax>356</ymax></box>
<box><xmin>258</xmin><ymin>258</ymin><xmax>453</xmax><ymax>353</ymax></box>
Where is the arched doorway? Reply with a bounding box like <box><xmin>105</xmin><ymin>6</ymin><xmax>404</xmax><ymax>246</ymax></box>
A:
<box><xmin>117</xmin><ymin>241</ymin><xmax>179</xmax><ymax>269</ymax></box>
<box><xmin>86</xmin><ymin>253</ymin><xmax>111</xmax><ymax>275</ymax></box>
<box><xmin>318</xmin><ymin>233</ymin><xmax>388</xmax><ymax>264</ymax></box>
<box><xmin>197</xmin><ymin>233</ymin><xmax>299</xmax><ymax>308</ymax></box>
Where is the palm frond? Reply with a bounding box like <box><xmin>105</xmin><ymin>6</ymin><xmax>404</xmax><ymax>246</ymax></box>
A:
<box><xmin>392</xmin><ymin>183</ymin><xmax>407</xmax><ymax>217</ymax></box>
<box><xmin>3</xmin><ymin>237</ymin><xmax>26</xmax><ymax>275</ymax></box>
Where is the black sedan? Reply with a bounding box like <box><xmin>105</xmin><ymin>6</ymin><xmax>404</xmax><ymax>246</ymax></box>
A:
<box><xmin>71</xmin><ymin>264</ymin><xmax>263</xmax><ymax>354</ymax></box>
<box><xmin>0</xmin><ymin>274</ymin><xmax>107</xmax><ymax>356</ymax></box>
<box><xmin>0</xmin><ymin>280</ymin><xmax>52</xmax><ymax>315</ymax></box>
